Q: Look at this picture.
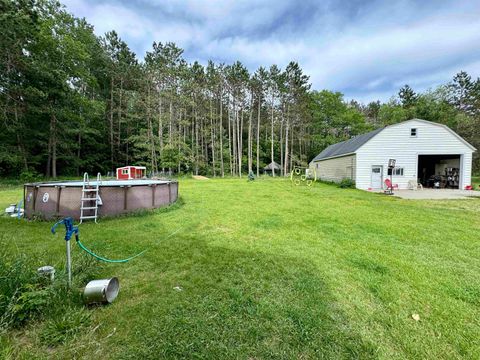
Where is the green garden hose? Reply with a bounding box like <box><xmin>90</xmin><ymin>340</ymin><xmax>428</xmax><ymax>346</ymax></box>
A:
<box><xmin>75</xmin><ymin>236</ymin><xmax>146</xmax><ymax>263</ymax></box>
<box><xmin>73</xmin><ymin>225</ymin><xmax>183</xmax><ymax>263</ymax></box>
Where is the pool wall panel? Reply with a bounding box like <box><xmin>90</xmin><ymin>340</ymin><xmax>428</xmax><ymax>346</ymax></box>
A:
<box><xmin>23</xmin><ymin>181</ymin><xmax>178</xmax><ymax>220</ymax></box>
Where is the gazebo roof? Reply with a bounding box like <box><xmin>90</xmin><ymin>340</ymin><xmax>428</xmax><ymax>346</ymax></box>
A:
<box><xmin>264</xmin><ymin>161</ymin><xmax>281</xmax><ymax>170</ymax></box>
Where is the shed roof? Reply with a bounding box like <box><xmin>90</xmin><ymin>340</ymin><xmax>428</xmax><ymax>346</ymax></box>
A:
<box><xmin>117</xmin><ymin>166</ymin><xmax>146</xmax><ymax>170</ymax></box>
<box><xmin>311</xmin><ymin>128</ymin><xmax>384</xmax><ymax>162</ymax></box>
<box><xmin>264</xmin><ymin>161</ymin><xmax>281</xmax><ymax>170</ymax></box>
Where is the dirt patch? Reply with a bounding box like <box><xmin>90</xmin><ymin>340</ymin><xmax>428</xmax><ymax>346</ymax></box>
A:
<box><xmin>192</xmin><ymin>175</ymin><xmax>209</xmax><ymax>180</ymax></box>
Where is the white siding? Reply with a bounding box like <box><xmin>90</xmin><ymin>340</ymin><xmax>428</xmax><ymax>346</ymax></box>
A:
<box><xmin>310</xmin><ymin>154</ymin><xmax>356</xmax><ymax>183</ymax></box>
<box><xmin>355</xmin><ymin>120</ymin><xmax>475</xmax><ymax>190</ymax></box>
<box><xmin>463</xmin><ymin>152</ymin><xmax>473</xmax><ymax>187</ymax></box>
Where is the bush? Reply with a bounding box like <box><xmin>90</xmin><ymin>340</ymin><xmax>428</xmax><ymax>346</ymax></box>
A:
<box><xmin>338</xmin><ymin>178</ymin><xmax>356</xmax><ymax>189</ymax></box>
<box><xmin>19</xmin><ymin>170</ymin><xmax>41</xmax><ymax>183</ymax></box>
<box><xmin>0</xmin><ymin>248</ymin><xmax>101</xmax><ymax>334</ymax></box>
<box><xmin>0</xmin><ymin>253</ymin><xmax>47</xmax><ymax>330</ymax></box>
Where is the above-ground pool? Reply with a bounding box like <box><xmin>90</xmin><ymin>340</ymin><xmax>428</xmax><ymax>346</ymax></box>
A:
<box><xmin>24</xmin><ymin>179</ymin><xmax>178</xmax><ymax>220</ymax></box>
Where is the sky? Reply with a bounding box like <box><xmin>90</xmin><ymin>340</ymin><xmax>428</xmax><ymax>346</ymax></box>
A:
<box><xmin>62</xmin><ymin>0</ymin><xmax>480</xmax><ymax>103</ymax></box>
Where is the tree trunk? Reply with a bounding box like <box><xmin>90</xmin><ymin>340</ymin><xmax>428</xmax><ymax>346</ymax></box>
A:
<box><xmin>126</xmin><ymin>114</ymin><xmax>130</xmax><ymax>164</ymax></box>
<box><xmin>247</xmin><ymin>91</ymin><xmax>253</xmax><ymax>173</ymax></box>
<box><xmin>200</xmin><ymin>116</ymin><xmax>205</xmax><ymax>169</ymax></box>
<box><xmin>238</xmin><ymin>108</ymin><xmax>243</xmax><ymax>177</ymax></box>
<box><xmin>280</xmin><ymin>110</ymin><xmax>284</xmax><ymax>177</ymax></box>
<box><xmin>109</xmin><ymin>77</ymin><xmax>114</xmax><ymax>168</ymax></box>
<box><xmin>219</xmin><ymin>91</ymin><xmax>225</xmax><ymax>177</ymax></box>
<box><xmin>210</xmin><ymin>99</ymin><xmax>216</xmax><ymax>176</ymax></box>
<box><xmin>284</xmin><ymin>124</ymin><xmax>289</xmax><ymax>176</ymax></box>
<box><xmin>256</xmin><ymin>93</ymin><xmax>261</xmax><ymax>177</ymax></box>
<box><xmin>178</xmin><ymin>111</ymin><xmax>182</xmax><ymax>174</ymax></box>
<box><xmin>77</xmin><ymin>132</ymin><xmax>81</xmax><ymax>176</ymax></box>
<box><xmin>270</xmin><ymin>95</ymin><xmax>275</xmax><ymax>177</ymax></box>
<box><xmin>195</xmin><ymin>96</ymin><xmax>199</xmax><ymax>175</ymax></box>
<box><xmin>158</xmin><ymin>96</ymin><xmax>163</xmax><ymax>157</ymax></box>
<box><xmin>290</xmin><ymin>125</ymin><xmax>294</xmax><ymax>172</ymax></box>
<box><xmin>147</xmin><ymin>82</ymin><xmax>158</xmax><ymax>172</ymax></box>
<box><xmin>284</xmin><ymin>105</ymin><xmax>290</xmax><ymax>176</ymax></box>
<box><xmin>169</xmin><ymin>100</ymin><xmax>173</xmax><ymax>145</ymax></box>
<box><xmin>117</xmin><ymin>78</ymin><xmax>123</xmax><ymax>149</ymax></box>
<box><xmin>232</xmin><ymin>103</ymin><xmax>237</xmax><ymax>176</ymax></box>
<box><xmin>13</xmin><ymin>105</ymin><xmax>28</xmax><ymax>172</ymax></box>
<box><xmin>51</xmin><ymin>113</ymin><xmax>57</xmax><ymax>179</ymax></box>
<box><xmin>46</xmin><ymin>133</ymin><xmax>51</xmax><ymax>178</ymax></box>
<box><xmin>169</xmin><ymin>99</ymin><xmax>173</xmax><ymax>174</ymax></box>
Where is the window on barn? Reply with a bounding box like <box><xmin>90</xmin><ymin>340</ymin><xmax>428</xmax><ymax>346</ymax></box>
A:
<box><xmin>121</xmin><ymin>169</ymin><xmax>129</xmax><ymax>175</ymax></box>
<box><xmin>410</xmin><ymin>128</ymin><xmax>417</xmax><ymax>137</ymax></box>
<box><xmin>388</xmin><ymin>167</ymin><xmax>404</xmax><ymax>176</ymax></box>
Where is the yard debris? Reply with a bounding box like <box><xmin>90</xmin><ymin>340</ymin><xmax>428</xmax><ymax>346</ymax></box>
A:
<box><xmin>192</xmin><ymin>175</ymin><xmax>209</xmax><ymax>180</ymax></box>
<box><xmin>173</xmin><ymin>286</ymin><xmax>183</xmax><ymax>291</ymax></box>
<box><xmin>412</xmin><ymin>313</ymin><xmax>420</xmax><ymax>321</ymax></box>
<box><xmin>4</xmin><ymin>203</ymin><xmax>24</xmax><ymax>218</ymax></box>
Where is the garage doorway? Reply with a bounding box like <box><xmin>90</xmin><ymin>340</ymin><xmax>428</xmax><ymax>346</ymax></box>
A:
<box><xmin>417</xmin><ymin>155</ymin><xmax>461</xmax><ymax>189</ymax></box>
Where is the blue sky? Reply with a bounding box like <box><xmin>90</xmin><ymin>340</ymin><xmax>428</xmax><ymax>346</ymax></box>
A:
<box><xmin>63</xmin><ymin>0</ymin><xmax>480</xmax><ymax>103</ymax></box>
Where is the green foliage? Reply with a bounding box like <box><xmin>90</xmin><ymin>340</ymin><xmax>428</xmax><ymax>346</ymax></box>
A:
<box><xmin>19</xmin><ymin>170</ymin><xmax>41</xmax><ymax>183</ymax></box>
<box><xmin>7</xmin><ymin>285</ymin><xmax>52</xmax><ymax>326</ymax></box>
<box><xmin>40</xmin><ymin>308</ymin><xmax>91</xmax><ymax>346</ymax></box>
<box><xmin>0</xmin><ymin>252</ymin><xmax>51</xmax><ymax>329</ymax></box>
<box><xmin>247</xmin><ymin>171</ymin><xmax>255</xmax><ymax>181</ymax></box>
<box><xmin>1</xmin><ymin>0</ymin><xmax>479</xmax><ymax>179</ymax></box>
<box><xmin>310</xmin><ymin>90</ymin><xmax>371</xmax><ymax>158</ymax></box>
<box><xmin>338</xmin><ymin>177</ymin><xmax>356</xmax><ymax>189</ymax></box>
<box><xmin>0</xmin><ymin>335</ymin><xmax>14</xmax><ymax>359</ymax></box>
<box><xmin>377</xmin><ymin>100</ymin><xmax>408</xmax><ymax>125</ymax></box>
<box><xmin>0</xmin><ymin>247</ymin><xmax>100</xmax><ymax>337</ymax></box>
<box><xmin>398</xmin><ymin>84</ymin><xmax>418</xmax><ymax>108</ymax></box>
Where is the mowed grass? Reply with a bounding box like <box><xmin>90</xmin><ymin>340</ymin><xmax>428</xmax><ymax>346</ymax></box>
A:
<box><xmin>1</xmin><ymin>178</ymin><xmax>480</xmax><ymax>359</ymax></box>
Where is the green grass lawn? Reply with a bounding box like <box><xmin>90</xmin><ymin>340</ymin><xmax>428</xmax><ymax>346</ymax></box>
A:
<box><xmin>1</xmin><ymin>178</ymin><xmax>480</xmax><ymax>359</ymax></box>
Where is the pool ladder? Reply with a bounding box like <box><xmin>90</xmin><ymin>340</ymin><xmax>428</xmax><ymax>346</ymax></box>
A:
<box><xmin>80</xmin><ymin>172</ymin><xmax>101</xmax><ymax>224</ymax></box>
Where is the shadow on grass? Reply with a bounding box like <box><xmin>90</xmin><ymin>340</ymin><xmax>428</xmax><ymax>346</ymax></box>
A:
<box><xmin>26</xmin><ymin>196</ymin><xmax>185</xmax><ymax>223</ymax></box>
<box><xmin>110</xmin><ymin>237</ymin><xmax>378</xmax><ymax>359</ymax></box>
<box><xmin>99</xmin><ymin>196</ymin><xmax>185</xmax><ymax>222</ymax></box>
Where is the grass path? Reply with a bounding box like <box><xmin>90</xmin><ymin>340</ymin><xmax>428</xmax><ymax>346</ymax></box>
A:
<box><xmin>1</xmin><ymin>178</ymin><xmax>480</xmax><ymax>359</ymax></box>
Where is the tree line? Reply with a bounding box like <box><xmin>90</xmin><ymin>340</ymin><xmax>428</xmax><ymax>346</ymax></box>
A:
<box><xmin>1</xmin><ymin>0</ymin><xmax>479</xmax><ymax>179</ymax></box>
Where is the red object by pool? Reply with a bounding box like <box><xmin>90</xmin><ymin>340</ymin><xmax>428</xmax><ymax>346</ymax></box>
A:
<box><xmin>116</xmin><ymin>166</ymin><xmax>146</xmax><ymax>180</ymax></box>
<box><xmin>465</xmin><ymin>185</ymin><xmax>473</xmax><ymax>190</ymax></box>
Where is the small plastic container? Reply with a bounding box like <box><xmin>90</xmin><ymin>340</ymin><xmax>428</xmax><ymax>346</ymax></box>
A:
<box><xmin>37</xmin><ymin>266</ymin><xmax>55</xmax><ymax>281</ymax></box>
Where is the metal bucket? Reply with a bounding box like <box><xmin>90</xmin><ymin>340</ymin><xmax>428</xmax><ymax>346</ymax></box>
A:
<box><xmin>83</xmin><ymin>277</ymin><xmax>119</xmax><ymax>304</ymax></box>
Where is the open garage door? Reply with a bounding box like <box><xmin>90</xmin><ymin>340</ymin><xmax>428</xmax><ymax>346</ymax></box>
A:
<box><xmin>418</xmin><ymin>155</ymin><xmax>461</xmax><ymax>189</ymax></box>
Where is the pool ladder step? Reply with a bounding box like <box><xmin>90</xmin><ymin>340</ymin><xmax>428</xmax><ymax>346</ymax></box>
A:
<box><xmin>80</xmin><ymin>172</ymin><xmax>101</xmax><ymax>224</ymax></box>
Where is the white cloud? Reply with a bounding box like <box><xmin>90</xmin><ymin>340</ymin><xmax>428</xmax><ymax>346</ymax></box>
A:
<box><xmin>62</xmin><ymin>0</ymin><xmax>480</xmax><ymax>103</ymax></box>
